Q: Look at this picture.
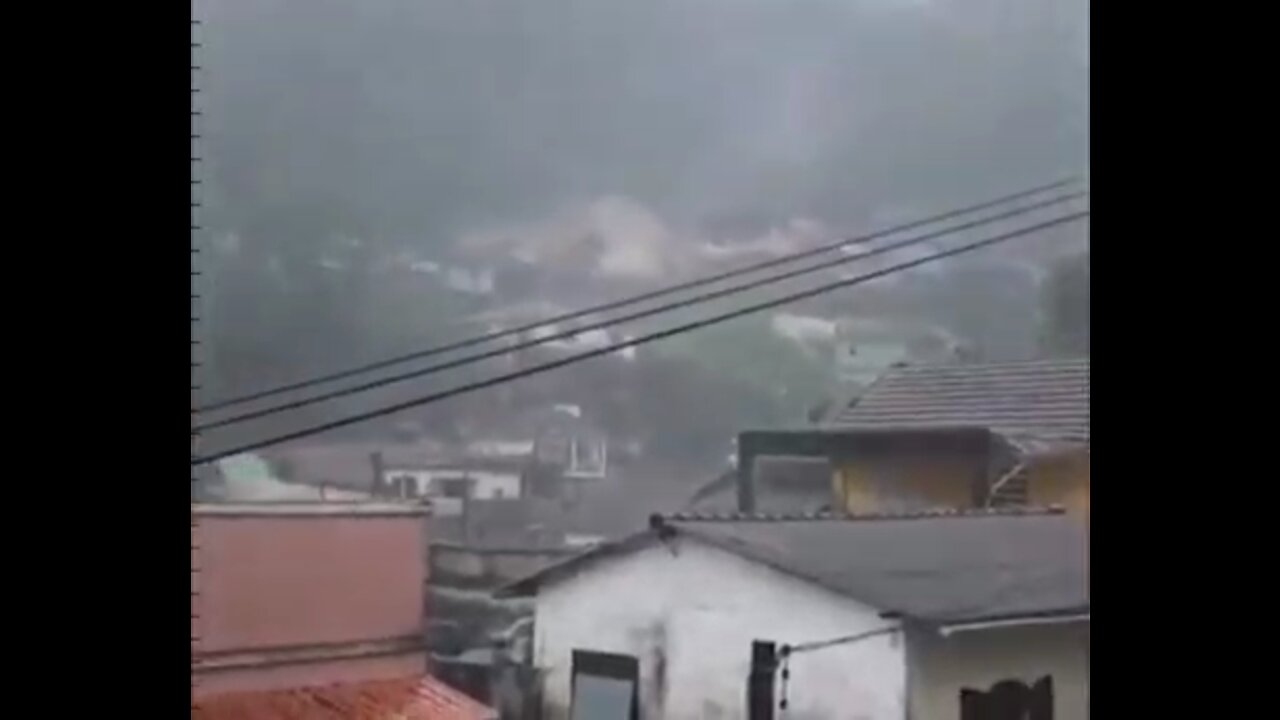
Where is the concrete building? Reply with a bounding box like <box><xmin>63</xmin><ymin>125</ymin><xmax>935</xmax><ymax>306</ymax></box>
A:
<box><xmin>190</xmin><ymin>502</ymin><xmax>495</xmax><ymax>719</ymax></box>
<box><xmin>499</xmin><ymin>507</ymin><xmax>1088</xmax><ymax>720</ymax></box>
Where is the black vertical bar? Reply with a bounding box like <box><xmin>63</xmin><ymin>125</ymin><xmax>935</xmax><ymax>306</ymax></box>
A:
<box><xmin>370</xmin><ymin>452</ymin><xmax>386</xmax><ymax>496</ymax></box>
<box><xmin>748</xmin><ymin>640</ymin><xmax>777</xmax><ymax>720</ymax></box>
<box><xmin>737</xmin><ymin>434</ymin><xmax>758</xmax><ymax>513</ymax></box>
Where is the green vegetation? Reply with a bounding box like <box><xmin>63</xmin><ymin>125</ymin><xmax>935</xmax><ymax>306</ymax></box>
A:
<box><xmin>1040</xmin><ymin>251</ymin><xmax>1090</xmax><ymax>357</ymax></box>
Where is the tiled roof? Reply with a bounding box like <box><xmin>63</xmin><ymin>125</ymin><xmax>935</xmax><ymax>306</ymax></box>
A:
<box><xmin>835</xmin><ymin>358</ymin><xmax>1089</xmax><ymax>441</ymax></box>
<box><xmin>191</xmin><ymin>676</ymin><xmax>497</xmax><ymax>720</ymax></box>
<box><xmin>500</xmin><ymin>507</ymin><xmax>1087</xmax><ymax>624</ymax></box>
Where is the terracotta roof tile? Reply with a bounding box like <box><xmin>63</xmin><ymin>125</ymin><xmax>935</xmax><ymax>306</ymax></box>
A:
<box><xmin>192</xmin><ymin>676</ymin><xmax>496</xmax><ymax>720</ymax></box>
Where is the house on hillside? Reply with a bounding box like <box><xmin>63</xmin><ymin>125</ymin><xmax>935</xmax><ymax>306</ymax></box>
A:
<box><xmin>376</xmin><ymin>455</ymin><xmax>527</xmax><ymax>511</ymax></box>
<box><xmin>265</xmin><ymin>441</ymin><xmax>537</xmax><ymax>516</ymax></box>
<box><xmin>467</xmin><ymin>405</ymin><xmax>610</xmax><ymax>494</ymax></box>
<box><xmin>498</xmin><ymin>508</ymin><xmax>1088</xmax><ymax>720</ymax></box>
<box><xmin>736</xmin><ymin>359</ymin><xmax>1090</xmax><ymax>517</ymax></box>
<box><xmin>833</xmin><ymin>317</ymin><xmax>966</xmax><ymax>389</ymax></box>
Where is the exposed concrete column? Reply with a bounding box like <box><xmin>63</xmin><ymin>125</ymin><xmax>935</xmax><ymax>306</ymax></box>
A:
<box><xmin>736</xmin><ymin>437</ymin><xmax>759</xmax><ymax>513</ymax></box>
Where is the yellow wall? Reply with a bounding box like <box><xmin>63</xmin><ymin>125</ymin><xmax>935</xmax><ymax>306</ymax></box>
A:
<box><xmin>1028</xmin><ymin>455</ymin><xmax>1090</xmax><ymax>516</ymax></box>
<box><xmin>833</xmin><ymin>451</ymin><xmax>1090</xmax><ymax>516</ymax></box>
<box><xmin>834</xmin><ymin>455</ymin><xmax>978</xmax><ymax>514</ymax></box>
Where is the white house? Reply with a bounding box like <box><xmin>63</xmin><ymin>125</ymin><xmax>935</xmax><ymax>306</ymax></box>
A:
<box><xmin>381</xmin><ymin>458</ymin><xmax>526</xmax><ymax>513</ymax></box>
<box><xmin>498</xmin><ymin>508</ymin><xmax>1088</xmax><ymax>720</ymax></box>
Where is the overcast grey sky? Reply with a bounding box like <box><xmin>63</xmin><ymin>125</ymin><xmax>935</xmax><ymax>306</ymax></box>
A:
<box><xmin>199</xmin><ymin>0</ymin><xmax>1088</xmax><ymax>253</ymax></box>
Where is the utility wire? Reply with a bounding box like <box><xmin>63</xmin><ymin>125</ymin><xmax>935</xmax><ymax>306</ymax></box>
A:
<box><xmin>194</xmin><ymin>190</ymin><xmax>1085</xmax><ymax>432</ymax></box>
<box><xmin>781</xmin><ymin>626</ymin><xmax>900</xmax><ymax>656</ymax></box>
<box><xmin>192</xmin><ymin>209</ymin><xmax>1087</xmax><ymax>465</ymax></box>
<box><xmin>195</xmin><ymin>177</ymin><xmax>1078</xmax><ymax>412</ymax></box>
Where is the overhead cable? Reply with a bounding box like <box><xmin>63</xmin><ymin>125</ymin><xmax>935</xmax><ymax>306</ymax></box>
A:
<box><xmin>195</xmin><ymin>177</ymin><xmax>1079</xmax><ymax>412</ymax></box>
<box><xmin>194</xmin><ymin>190</ymin><xmax>1086</xmax><ymax>432</ymax></box>
<box><xmin>191</xmin><ymin>209</ymin><xmax>1088</xmax><ymax>465</ymax></box>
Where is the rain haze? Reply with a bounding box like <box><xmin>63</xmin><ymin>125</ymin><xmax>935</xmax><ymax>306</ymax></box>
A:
<box><xmin>190</xmin><ymin>1</ymin><xmax>1089</xmax><ymax>717</ymax></box>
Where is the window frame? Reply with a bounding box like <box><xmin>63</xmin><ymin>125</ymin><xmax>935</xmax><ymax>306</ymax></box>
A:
<box><xmin>570</xmin><ymin>649</ymin><xmax>640</xmax><ymax>720</ymax></box>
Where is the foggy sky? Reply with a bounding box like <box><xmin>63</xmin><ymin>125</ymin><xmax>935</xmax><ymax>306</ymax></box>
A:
<box><xmin>198</xmin><ymin>0</ymin><xmax>1088</xmax><ymax>248</ymax></box>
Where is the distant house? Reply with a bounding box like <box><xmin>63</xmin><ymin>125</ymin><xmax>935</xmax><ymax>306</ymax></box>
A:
<box><xmin>262</xmin><ymin>442</ymin><xmax>525</xmax><ymax>515</ymax></box>
<box><xmin>197</xmin><ymin>453</ymin><xmax>372</xmax><ymax>503</ymax></box>
<box><xmin>378</xmin><ymin>456</ymin><xmax>527</xmax><ymax>515</ymax></box>
<box><xmin>468</xmin><ymin>405</ymin><xmax>610</xmax><ymax>488</ymax></box>
<box><xmin>498</xmin><ymin>508</ymin><xmax>1088</xmax><ymax>720</ymax></box>
<box><xmin>737</xmin><ymin>358</ymin><xmax>1090</xmax><ymax>517</ymax></box>
<box><xmin>833</xmin><ymin>317</ymin><xmax>965</xmax><ymax>389</ymax></box>
<box><xmin>190</xmin><ymin>501</ymin><xmax>496</xmax><ymax>719</ymax></box>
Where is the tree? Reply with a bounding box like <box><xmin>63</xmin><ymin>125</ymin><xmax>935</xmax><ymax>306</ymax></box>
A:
<box><xmin>1040</xmin><ymin>251</ymin><xmax>1090</xmax><ymax>357</ymax></box>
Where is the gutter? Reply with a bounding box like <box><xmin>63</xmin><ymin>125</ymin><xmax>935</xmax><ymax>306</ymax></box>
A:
<box><xmin>938</xmin><ymin>612</ymin><xmax>1089</xmax><ymax>637</ymax></box>
<box><xmin>192</xmin><ymin>635</ymin><xmax>426</xmax><ymax>673</ymax></box>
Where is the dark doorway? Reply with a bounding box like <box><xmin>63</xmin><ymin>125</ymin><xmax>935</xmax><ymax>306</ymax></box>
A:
<box><xmin>571</xmin><ymin>649</ymin><xmax>639</xmax><ymax>720</ymax></box>
<box><xmin>960</xmin><ymin>676</ymin><xmax>1053</xmax><ymax>720</ymax></box>
<box><xmin>747</xmin><ymin>640</ymin><xmax>778</xmax><ymax>720</ymax></box>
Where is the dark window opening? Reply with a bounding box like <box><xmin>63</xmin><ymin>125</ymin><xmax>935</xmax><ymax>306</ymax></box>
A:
<box><xmin>960</xmin><ymin>675</ymin><xmax>1053</xmax><ymax>720</ymax></box>
<box><xmin>571</xmin><ymin>649</ymin><xmax>639</xmax><ymax>720</ymax></box>
<box><xmin>389</xmin><ymin>475</ymin><xmax>416</xmax><ymax>499</ymax></box>
<box><xmin>440</xmin><ymin>477</ymin><xmax>470</xmax><ymax>499</ymax></box>
<box><xmin>747</xmin><ymin>640</ymin><xmax>778</xmax><ymax>720</ymax></box>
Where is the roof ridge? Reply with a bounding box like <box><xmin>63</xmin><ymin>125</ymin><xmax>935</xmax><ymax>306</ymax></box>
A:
<box><xmin>661</xmin><ymin>505</ymin><xmax>1065</xmax><ymax>524</ymax></box>
<box><xmin>886</xmin><ymin>357</ymin><xmax>1089</xmax><ymax>374</ymax></box>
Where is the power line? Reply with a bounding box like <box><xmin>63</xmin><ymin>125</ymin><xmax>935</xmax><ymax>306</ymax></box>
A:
<box><xmin>193</xmin><ymin>191</ymin><xmax>1085</xmax><ymax>432</ymax></box>
<box><xmin>191</xmin><ymin>209</ymin><xmax>1087</xmax><ymax>465</ymax></box>
<box><xmin>195</xmin><ymin>177</ymin><xmax>1078</xmax><ymax>412</ymax></box>
<box><xmin>781</xmin><ymin>626</ymin><xmax>900</xmax><ymax>656</ymax></box>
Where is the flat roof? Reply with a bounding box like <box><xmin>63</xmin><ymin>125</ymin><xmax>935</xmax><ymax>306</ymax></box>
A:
<box><xmin>191</xmin><ymin>501</ymin><xmax>430</xmax><ymax>518</ymax></box>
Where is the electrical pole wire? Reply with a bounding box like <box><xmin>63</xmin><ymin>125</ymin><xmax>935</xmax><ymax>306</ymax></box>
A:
<box><xmin>195</xmin><ymin>177</ymin><xmax>1079</xmax><ymax>413</ymax></box>
<box><xmin>194</xmin><ymin>190</ymin><xmax>1086</xmax><ymax>432</ymax></box>
<box><xmin>191</xmin><ymin>209</ymin><xmax>1088</xmax><ymax>465</ymax></box>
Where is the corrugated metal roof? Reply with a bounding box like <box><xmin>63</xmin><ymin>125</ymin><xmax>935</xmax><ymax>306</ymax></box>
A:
<box><xmin>835</xmin><ymin>358</ymin><xmax>1089</xmax><ymax>441</ymax></box>
<box><xmin>191</xmin><ymin>676</ymin><xmax>497</xmax><ymax>720</ymax></box>
<box><xmin>675</xmin><ymin>510</ymin><xmax>1086</xmax><ymax>624</ymax></box>
<box><xmin>499</xmin><ymin>507</ymin><xmax>1087</xmax><ymax>624</ymax></box>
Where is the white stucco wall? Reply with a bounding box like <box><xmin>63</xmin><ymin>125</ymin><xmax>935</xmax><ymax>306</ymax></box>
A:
<box><xmin>468</xmin><ymin>440</ymin><xmax>536</xmax><ymax>457</ymax></box>
<box><xmin>467</xmin><ymin>471</ymin><xmax>521</xmax><ymax>499</ymax></box>
<box><xmin>532</xmin><ymin>537</ymin><xmax>906</xmax><ymax>720</ymax></box>
<box><xmin>907</xmin><ymin>623</ymin><xmax>1090</xmax><ymax>720</ymax></box>
<box><xmin>382</xmin><ymin>469</ymin><xmax>521</xmax><ymax>500</ymax></box>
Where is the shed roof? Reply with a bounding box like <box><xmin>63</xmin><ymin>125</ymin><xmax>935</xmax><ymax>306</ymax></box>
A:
<box><xmin>835</xmin><ymin>358</ymin><xmax>1089</xmax><ymax>442</ymax></box>
<box><xmin>499</xmin><ymin>507</ymin><xmax>1087</xmax><ymax>625</ymax></box>
<box><xmin>191</xmin><ymin>675</ymin><xmax>496</xmax><ymax>720</ymax></box>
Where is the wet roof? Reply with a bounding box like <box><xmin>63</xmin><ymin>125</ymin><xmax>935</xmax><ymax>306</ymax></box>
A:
<box><xmin>500</xmin><ymin>507</ymin><xmax>1087</xmax><ymax>625</ymax></box>
<box><xmin>835</xmin><ymin>358</ymin><xmax>1089</xmax><ymax>442</ymax></box>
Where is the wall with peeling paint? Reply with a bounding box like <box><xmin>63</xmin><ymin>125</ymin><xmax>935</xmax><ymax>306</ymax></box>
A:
<box><xmin>531</xmin><ymin>537</ymin><xmax>906</xmax><ymax>720</ymax></box>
